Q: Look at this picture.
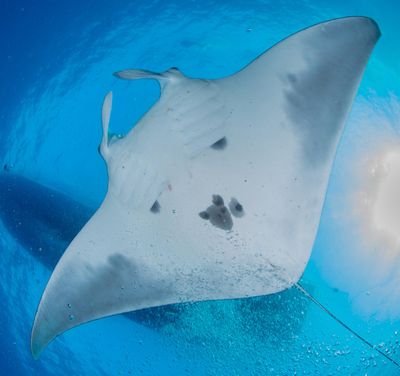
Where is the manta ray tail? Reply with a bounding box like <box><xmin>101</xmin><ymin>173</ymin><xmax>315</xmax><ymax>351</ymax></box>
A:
<box><xmin>295</xmin><ymin>283</ymin><xmax>400</xmax><ymax>369</ymax></box>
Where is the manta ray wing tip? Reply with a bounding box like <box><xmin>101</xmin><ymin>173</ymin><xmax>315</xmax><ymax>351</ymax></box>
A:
<box><xmin>30</xmin><ymin>333</ymin><xmax>43</xmax><ymax>360</ymax></box>
<box><xmin>31</xmin><ymin>319</ymin><xmax>45</xmax><ymax>359</ymax></box>
<box><xmin>31</xmin><ymin>311</ymin><xmax>55</xmax><ymax>359</ymax></box>
<box><xmin>357</xmin><ymin>16</ymin><xmax>381</xmax><ymax>39</ymax></box>
<box><xmin>339</xmin><ymin>16</ymin><xmax>381</xmax><ymax>39</ymax></box>
<box><xmin>364</xmin><ymin>16</ymin><xmax>381</xmax><ymax>35</ymax></box>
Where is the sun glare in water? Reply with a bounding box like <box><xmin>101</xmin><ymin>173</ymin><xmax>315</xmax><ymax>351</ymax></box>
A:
<box><xmin>355</xmin><ymin>145</ymin><xmax>400</xmax><ymax>255</ymax></box>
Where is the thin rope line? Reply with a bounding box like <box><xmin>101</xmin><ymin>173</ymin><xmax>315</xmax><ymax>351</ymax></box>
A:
<box><xmin>295</xmin><ymin>282</ymin><xmax>400</xmax><ymax>369</ymax></box>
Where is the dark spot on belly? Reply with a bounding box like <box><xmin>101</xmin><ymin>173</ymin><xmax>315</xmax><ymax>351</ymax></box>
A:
<box><xmin>229</xmin><ymin>198</ymin><xmax>245</xmax><ymax>218</ymax></box>
<box><xmin>211</xmin><ymin>137</ymin><xmax>227</xmax><ymax>150</ymax></box>
<box><xmin>199</xmin><ymin>211</ymin><xmax>210</xmax><ymax>220</ymax></box>
<box><xmin>150</xmin><ymin>201</ymin><xmax>160</xmax><ymax>213</ymax></box>
<box><xmin>207</xmin><ymin>204</ymin><xmax>233</xmax><ymax>230</ymax></box>
<box><xmin>199</xmin><ymin>195</ymin><xmax>233</xmax><ymax>231</ymax></box>
<box><xmin>212</xmin><ymin>194</ymin><xmax>224</xmax><ymax>206</ymax></box>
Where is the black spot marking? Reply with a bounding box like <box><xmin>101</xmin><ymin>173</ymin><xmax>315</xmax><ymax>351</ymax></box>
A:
<box><xmin>199</xmin><ymin>195</ymin><xmax>235</xmax><ymax>231</ymax></box>
<box><xmin>207</xmin><ymin>204</ymin><xmax>233</xmax><ymax>231</ymax></box>
<box><xmin>150</xmin><ymin>201</ymin><xmax>160</xmax><ymax>213</ymax></box>
<box><xmin>212</xmin><ymin>194</ymin><xmax>224</xmax><ymax>206</ymax></box>
<box><xmin>199</xmin><ymin>211</ymin><xmax>210</xmax><ymax>220</ymax></box>
<box><xmin>211</xmin><ymin>137</ymin><xmax>227</xmax><ymax>150</ymax></box>
<box><xmin>229</xmin><ymin>198</ymin><xmax>245</xmax><ymax>218</ymax></box>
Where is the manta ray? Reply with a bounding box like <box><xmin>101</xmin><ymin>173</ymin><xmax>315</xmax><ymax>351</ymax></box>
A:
<box><xmin>31</xmin><ymin>16</ymin><xmax>394</xmax><ymax>364</ymax></box>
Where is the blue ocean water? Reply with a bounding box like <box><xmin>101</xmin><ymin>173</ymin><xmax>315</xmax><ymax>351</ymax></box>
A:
<box><xmin>1</xmin><ymin>0</ymin><xmax>400</xmax><ymax>375</ymax></box>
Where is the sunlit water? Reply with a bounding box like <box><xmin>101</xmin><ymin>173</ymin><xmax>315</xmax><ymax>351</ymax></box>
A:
<box><xmin>1</xmin><ymin>0</ymin><xmax>400</xmax><ymax>375</ymax></box>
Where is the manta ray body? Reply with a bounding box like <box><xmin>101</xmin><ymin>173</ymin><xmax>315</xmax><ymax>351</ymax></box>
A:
<box><xmin>32</xmin><ymin>17</ymin><xmax>381</xmax><ymax>359</ymax></box>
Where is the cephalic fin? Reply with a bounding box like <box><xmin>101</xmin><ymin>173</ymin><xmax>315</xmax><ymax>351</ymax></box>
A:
<box><xmin>113</xmin><ymin>67</ymin><xmax>184</xmax><ymax>90</ymax></box>
<box><xmin>100</xmin><ymin>91</ymin><xmax>113</xmax><ymax>160</ymax></box>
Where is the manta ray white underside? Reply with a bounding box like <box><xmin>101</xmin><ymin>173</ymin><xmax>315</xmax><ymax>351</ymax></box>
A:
<box><xmin>31</xmin><ymin>17</ymin><xmax>380</xmax><ymax>357</ymax></box>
